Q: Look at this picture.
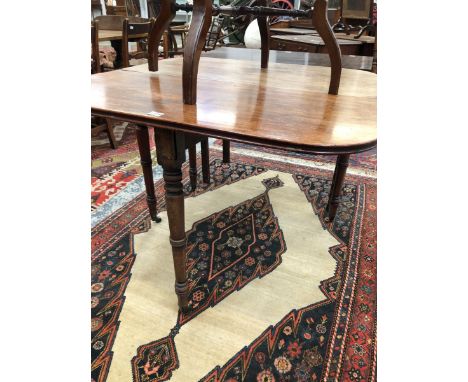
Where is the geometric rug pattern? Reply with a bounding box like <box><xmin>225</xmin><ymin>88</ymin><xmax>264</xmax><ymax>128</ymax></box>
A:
<box><xmin>91</xmin><ymin>147</ymin><xmax>376</xmax><ymax>382</ymax></box>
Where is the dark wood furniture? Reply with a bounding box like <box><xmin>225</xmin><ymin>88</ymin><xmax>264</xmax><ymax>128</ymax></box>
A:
<box><xmin>107</xmin><ymin>0</ymin><xmax>141</xmax><ymax>16</ymax></box>
<box><xmin>167</xmin><ymin>24</ymin><xmax>190</xmax><ymax>57</ymax></box>
<box><xmin>91</xmin><ymin>56</ymin><xmax>377</xmax><ymax>311</ymax></box>
<box><xmin>91</xmin><ymin>21</ymin><xmax>100</xmax><ymax>74</ymax></box>
<box><xmin>94</xmin><ymin>15</ymin><xmax>152</xmax><ymax>68</ymax></box>
<box><xmin>121</xmin><ymin>17</ymin><xmax>155</xmax><ymax>68</ymax></box>
<box><xmin>147</xmin><ymin>0</ymin><xmax>342</xmax><ymax>100</ymax></box>
<box><xmin>91</xmin><ymin>21</ymin><xmax>117</xmax><ymax>149</ymax></box>
<box><xmin>270</xmin><ymin>34</ymin><xmax>364</xmax><ymax>55</ymax></box>
<box><xmin>105</xmin><ymin>5</ymin><xmax>128</xmax><ymax>16</ymax></box>
<box><xmin>333</xmin><ymin>0</ymin><xmax>375</xmax><ymax>38</ymax></box>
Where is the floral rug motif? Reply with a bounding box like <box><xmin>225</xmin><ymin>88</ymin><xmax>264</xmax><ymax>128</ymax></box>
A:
<box><xmin>91</xmin><ymin>148</ymin><xmax>376</xmax><ymax>382</ymax></box>
<box><xmin>181</xmin><ymin>176</ymin><xmax>286</xmax><ymax>324</ymax></box>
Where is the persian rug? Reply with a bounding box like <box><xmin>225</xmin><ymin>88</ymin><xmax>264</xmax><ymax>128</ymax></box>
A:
<box><xmin>91</xmin><ymin>146</ymin><xmax>377</xmax><ymax>382</ymax></box>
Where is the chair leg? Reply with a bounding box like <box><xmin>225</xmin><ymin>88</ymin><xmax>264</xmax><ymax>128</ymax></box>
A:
<box><xmin>136</xmin><ymin>125</ymin><xmax>161</xmax><ymax>223</ymax></box>
<box><xmin>201</xmin><ymin>138</ymin><xmax>210</xmax><ymax>184</ymax></box>
<box><xmin>188</xmin><ymin>143</ymin><xmax>197</xmax><ymax>192</ymax></box>
<box><xmin>222</xmin><ymin>139</ymin><xmax>230</xmax><ymax>163</ymax></box>
<box><xmin>105</xmin><ymin>119</ymin><xmax>118</xmax><ymax>149</ymax></box>
<box><xmin>325</xmin><ymin>154</ymin><xmax>350</xmax><ymax>222</ymax></box>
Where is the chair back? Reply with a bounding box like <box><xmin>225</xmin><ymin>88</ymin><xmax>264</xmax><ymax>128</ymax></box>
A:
<box><xmin>124</xmin><ymin>17</ymin><xmax>154</xmax><ymax>38</ymax></box>
<box><xmin>122</xmin><ymin>17</ymin><xmax>155</xmax><ymax>67</ymax></box>
<box><xmin>94</xmin><ymin>15</ymin><xmax>126</xmax><ymax>30</ymax></box>
<box><xmin>91</xmin><ymin>20</ymin><xmax>101</xmax><ymax>73</ymax></box>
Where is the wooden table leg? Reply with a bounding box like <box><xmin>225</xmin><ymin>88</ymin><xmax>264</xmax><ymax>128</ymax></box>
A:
<box><xmin>325</xmin><ymin>154</ymin><xmax>350</xmax><ymax>222</ymax></box>
<box><xmin>188</xmin><ymin>143</ymin><xmax>197</xmax><ymax>191</ymax></box>
<box><xmin>135</xmin><ymin>125</ymin><xmax>161</xmax><ymax>223</ymax></box>
<box><xmin>222</xmin><ymin>139</ymin><xmax>230</xmax><ymax>163</ymax></box>
<box><xmin>155</xmin><ymin>129</ymin><xmax>189</xmax><ymax>311</ymax></box>
<box><xmin>201</xmin><ymin>137</ymin><xmax>210</xmax><ymax>184</ymax></box>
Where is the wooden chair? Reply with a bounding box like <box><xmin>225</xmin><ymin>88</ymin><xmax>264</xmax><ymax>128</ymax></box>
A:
<box><xmin>167</xmin><ymin>24</ymin><xmax>189</xmax><ymax>57</ymax></box>
<box><xmin>115</xmin><ymin>0</ymin><xmax>141</xmax><ymax>16</ymax></box>
<box><xmin>94</xmin><ymin>14</ymin><xmax>125</xmax><ymax>30</ymax></box>
<box><xmin>333</xmin><ymin>0</ymin><xmax>376</xmax><ymax>38</ymax></box>
<box><xmin>91</xmin><ymin>20</ymin><xmax>118</xmax><ymax>149</ymax></box>
<box><xmin>122</xmin><ymin>17</ymin><xmax>155</xmax><ymax>68</ymax></box>
<box><xmin>204</xmin><ymin>16</ymin><xmax>224</xmax><ymax>52</ymax></box>
<box><xmin>91</xmin><ymin>21</ymin><xmax>100</xmax><ymax>74</ymax></box>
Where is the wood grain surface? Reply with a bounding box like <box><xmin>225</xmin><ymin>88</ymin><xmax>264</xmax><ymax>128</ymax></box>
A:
<box><xmin>91</xmin><ymin>57</ymin><xmax>376</xmax><ymax>154</ymax></box>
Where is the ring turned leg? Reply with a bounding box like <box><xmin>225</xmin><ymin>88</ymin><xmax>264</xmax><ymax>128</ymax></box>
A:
<box><xmin>222</xmin><ymin>139</ymin><xmax>230</xmax><ymax>163</ymax></box>
<box><xmin>201</xmin><ymin>138</ymin><xmax>210</xmax><ymax>184</ymax></box>
<box><xmin>163</xmin><ymin>165</ymin><xmax>189</xmax><ymax>311</ymax></box>
<box><xmin>325</xmin><ymin>154</ymin><xmax>350</xmax><ymax>222</ymax></box>
<box><xmin>135</xmin><ymin>125</ymin><xmax>161</xmax><ymax>223</ymax></box>
<box><xmin>155</xmin><ymin>129</ymin><xmax>189</xmax><ymax>311</ymax></box>
<box><xmin>188</xmin><ymin>143</ymin><xmax>197</xmax><ymax>192</ymax></box>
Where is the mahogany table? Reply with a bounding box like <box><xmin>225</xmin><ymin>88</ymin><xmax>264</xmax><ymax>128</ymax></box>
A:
<box><xmin>91</xmin><ymin>57</ymin><xmax>377</xmax><ymax>311</ymax></box>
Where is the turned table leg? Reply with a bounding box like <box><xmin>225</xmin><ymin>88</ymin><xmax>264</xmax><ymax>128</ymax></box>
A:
<box><xmin>155</xmin><ymin>129</ymin><xmax>189</xmax><ymax>311</ymax></box>
<box><xmin>201</xmin><ymin>138</ymin><xmax>210</xmax><ymax>184</ymax></box>
<box><xmin>188</xmin><ymin>143</ymin><xmax>197</xmax><ymax>191</ymax></box>
<box><xmin>325</xmin><ymin>154</ymin><xmax>350</xmax><ymax>222</ymax></box>
<box><xmin>135</xmin><ymin>125</ymin><xmax>161</xmax><ymax>223</ymax></box>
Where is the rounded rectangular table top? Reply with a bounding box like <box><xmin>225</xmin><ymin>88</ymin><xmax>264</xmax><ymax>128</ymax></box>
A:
<box><xmin>91</xmin><ymin>57</ymin><xmax>376</xmax><ymax>154</ymax></box>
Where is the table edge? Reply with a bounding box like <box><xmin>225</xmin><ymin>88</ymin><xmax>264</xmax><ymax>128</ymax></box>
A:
<box><xmin>91</xmin><ymin>107</ymin><xmax>377</xmax><ymax>155</ymax></box>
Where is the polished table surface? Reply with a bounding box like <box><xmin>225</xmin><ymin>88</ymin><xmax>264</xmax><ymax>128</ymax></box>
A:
<box><xmin>91</xmin><ymin>57</ymin><xmax>376</xmax><ymax>154</ymax></box>
<box><xmin>202</xmin><ymin>47</ymin><xmax>373</xmax><ymax>71</ymax></box>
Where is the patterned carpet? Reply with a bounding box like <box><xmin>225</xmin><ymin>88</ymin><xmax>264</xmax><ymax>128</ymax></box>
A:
<box><xmin>91</xmin><ymin>130</ymin><xmax>377</xmax><ymax>382</ymax></box>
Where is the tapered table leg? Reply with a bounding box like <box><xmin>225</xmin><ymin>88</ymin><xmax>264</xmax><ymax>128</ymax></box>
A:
<box><xmin>155</xmin><ymin>129</ymin><xmax>189</xmax><ymax>311</ymax></box>
<box><xmin>188</xmin><ymin>143</ymin><xmax>197</xmax><ymax>191</ymax></box>
<box><xmin>135</xmin><ymin>125</ymin><xmax>161</xmax><ymax>223</ymax></box>
<box><xmin>201</xmin><ymin>138</ymin><xmax>210</xmax><ymax>184</ymax></box>
<box><xmin>325</xmin><ymin>154</ymin><xmax>350</xmax><ymax>222</ymax></box>
<box><xmin>222</xmin><ymin>139</ymin><xmax>230</xmax><ymax>163</ymax></box>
